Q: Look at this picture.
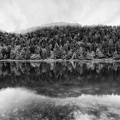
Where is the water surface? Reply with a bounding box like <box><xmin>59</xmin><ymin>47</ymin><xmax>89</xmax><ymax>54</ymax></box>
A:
<box><xmin>0</xmin><ymin>61</ymin><xmax>120</xmax><ymax>119</ymax></box>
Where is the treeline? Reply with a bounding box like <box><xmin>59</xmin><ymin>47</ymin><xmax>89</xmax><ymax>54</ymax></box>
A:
<box><xmin>0</xmin><ymin>25</ymin><xmax>120</xmax><ymax>60</ymax></box>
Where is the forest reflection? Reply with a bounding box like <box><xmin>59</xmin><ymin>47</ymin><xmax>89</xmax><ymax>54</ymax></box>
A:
<box><xmin>0</xmin><ymin>61</ymin><xmax>120</xmax><ymax>97</ymax></box>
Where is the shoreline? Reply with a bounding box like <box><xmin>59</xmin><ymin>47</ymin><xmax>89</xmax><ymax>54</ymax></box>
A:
<box><xmin>0</xmin><ymin>58</ymin><xmax>120</xmax><ymax>63</ymax></box>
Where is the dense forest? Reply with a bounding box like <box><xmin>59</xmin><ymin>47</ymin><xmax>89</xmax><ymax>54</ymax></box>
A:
<box><xmin>0</xmin><ymin>25</ymin><xmax>120</xmax><ymax>60</ymax></box>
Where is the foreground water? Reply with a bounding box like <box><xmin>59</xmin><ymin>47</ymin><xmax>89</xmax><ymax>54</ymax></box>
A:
<box><xmin>0</xmin><ymin>61</ymin><xmax>120</xmax><ymax>120</ymax></box>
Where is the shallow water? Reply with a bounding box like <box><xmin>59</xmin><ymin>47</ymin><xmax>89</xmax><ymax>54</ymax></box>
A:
<box><xmin>0</xmin><ymin>61</ymin><xmax>120</xmax><ymax>120</ymax></box>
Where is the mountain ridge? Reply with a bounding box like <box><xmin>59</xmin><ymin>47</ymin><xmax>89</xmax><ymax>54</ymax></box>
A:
<box><xmin>14</xmin><ymin>22</ymin><xmax>81</xmax><ymax>34</ymax></box>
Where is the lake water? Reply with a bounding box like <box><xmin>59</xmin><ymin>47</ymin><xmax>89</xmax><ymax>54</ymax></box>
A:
<box><xmin>0</xmin><ymin>61</ymin><xmax>120</xmax><ymax>120</ymax></box>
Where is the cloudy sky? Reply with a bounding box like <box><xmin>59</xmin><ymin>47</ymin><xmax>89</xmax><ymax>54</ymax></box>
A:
<box><xmin>0</xmin><ymin>0</ymin><xmax>120</xmax><ymax>32</ymax></box>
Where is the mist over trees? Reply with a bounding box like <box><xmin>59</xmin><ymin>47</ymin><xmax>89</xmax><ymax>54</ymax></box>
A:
<box><xmin>0</xmin><ymin>25</ymin><xmax>120</xmax><ymax>60</ymax></box>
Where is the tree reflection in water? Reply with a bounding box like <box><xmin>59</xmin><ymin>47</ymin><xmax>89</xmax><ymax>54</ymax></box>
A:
<box><xmin>1</xmin><ymin>61</ymin><xmax>120</xmax><ymax>119</ymax></box>
<box><xmin>0</xmin><ymin>61</ymin><xmax>120</xmax><ymax>97</ymax></box>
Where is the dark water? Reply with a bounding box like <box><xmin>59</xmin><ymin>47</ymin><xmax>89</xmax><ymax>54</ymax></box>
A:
<box><xmin>0</xmin><ymin>61</ymin><xmax>120</xmax><ymax>120</ymax></box>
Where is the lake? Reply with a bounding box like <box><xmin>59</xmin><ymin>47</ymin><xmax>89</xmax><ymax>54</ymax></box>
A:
<box><xmin>0</xmin><ymin>61</ymin><xmax>120</xmax><ymax>120</ymax></box>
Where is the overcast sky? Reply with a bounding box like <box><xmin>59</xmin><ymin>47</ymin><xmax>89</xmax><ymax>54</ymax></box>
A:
<box><xmin>0</xmin><ymin>0</ymin><xmax>120</xmax><ymax>32</ymax></box>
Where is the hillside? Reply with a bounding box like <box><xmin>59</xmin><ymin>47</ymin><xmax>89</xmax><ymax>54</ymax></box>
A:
<box><xmin>14</xmin><ymin>22</ymin><xmax>80</xmax><ymax>34</ymax></box>
<box><xmin>0</xmin><ymin>23</ymin><xmax>120</xmax><ymax>60</ymax></box>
